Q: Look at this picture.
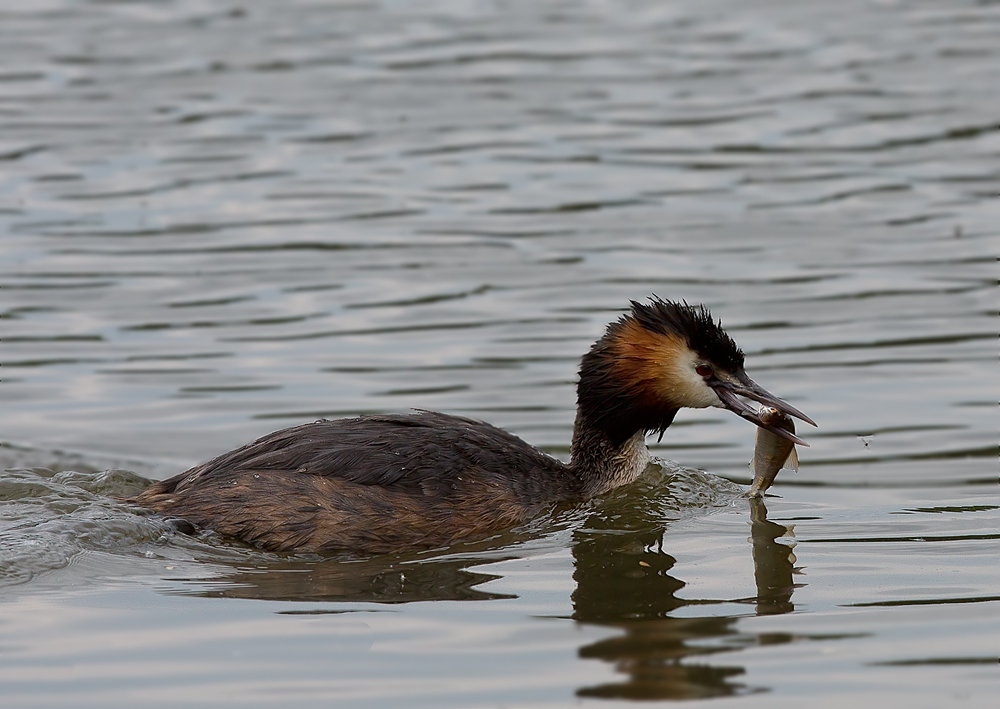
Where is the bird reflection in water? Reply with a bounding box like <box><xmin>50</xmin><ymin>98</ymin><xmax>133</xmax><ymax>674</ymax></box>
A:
<box><xmin>173</xmin><ymin>551</ymin><xmax>517</xmax><ymax>603</ymax></box>
<box><xmin>163</xmin><ymin>468</ymin><xmax>801</xmax><ymax>699</ymax></box>
<box><xmin>572</xmin><ymin>494</ymin><xmax>802</xmax><ymax>700</ymax></box>
<box><xmin>164</xmin><ymin>528</ymin><xmax>534</xmax><ymax>603</ymax></box>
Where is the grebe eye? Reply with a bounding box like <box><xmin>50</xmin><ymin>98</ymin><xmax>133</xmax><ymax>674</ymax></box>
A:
<box><xmin>695</xmin><ymin>364</ymin><xmax>713</xmax><ymax>377</ymax></box>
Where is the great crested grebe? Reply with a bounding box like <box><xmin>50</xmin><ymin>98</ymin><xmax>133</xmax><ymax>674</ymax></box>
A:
<box><xmin>136</xmin><ymin>298</ymin><xmax>814</xmax><ymax>554</ymax></box>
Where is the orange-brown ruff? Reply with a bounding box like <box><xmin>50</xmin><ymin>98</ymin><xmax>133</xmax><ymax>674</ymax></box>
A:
<box><xmin>136</xmin><ymin>298</ymin><xmax>813</xmax><ymax>554</ymax></box>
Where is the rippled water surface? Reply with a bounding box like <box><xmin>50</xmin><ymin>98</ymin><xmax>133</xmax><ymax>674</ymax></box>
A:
<box><xmin>2</xmin><ymin>0</ymin><xmax>997</xmax><ymax>706</ymax></box>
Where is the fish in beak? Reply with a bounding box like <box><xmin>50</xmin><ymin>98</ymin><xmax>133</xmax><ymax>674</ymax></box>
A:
<box><xmin>711</xmin><ymin>370</ymin><xmax>816</xmax><ymax>446</ymax></box>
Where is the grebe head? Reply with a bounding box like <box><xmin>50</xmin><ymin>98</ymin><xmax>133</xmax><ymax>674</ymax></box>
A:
<box><xmin>577</xmin><ymin>297</ymin><xmax>815</xmax><ymax>449</ymax></box>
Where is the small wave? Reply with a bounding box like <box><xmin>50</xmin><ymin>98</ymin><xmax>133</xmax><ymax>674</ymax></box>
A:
<box><xmin>573</xmin><ymin>460</ymin><xmax>744</xmax><ymax>537</ymax></box>
<box><xmin>0</xmin><ymin>468</ymin><xmax>172</xmax><ymax>586</ymax></box>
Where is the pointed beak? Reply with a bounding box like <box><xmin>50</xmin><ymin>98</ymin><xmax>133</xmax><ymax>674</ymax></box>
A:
<box><xmin>712</xmin><ymin>371</ymin><xmax>816</xmax><ymax>447</ymax></box>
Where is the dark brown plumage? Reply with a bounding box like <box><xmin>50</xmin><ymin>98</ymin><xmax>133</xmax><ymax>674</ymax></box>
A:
<box><xmin>138</xmin><ymin>412</ymin><xmax>577</xmax><ymax>553</ymax></box>
<box><xmin>135</xmin><ymin>297</ymin><xmax>813</xmax><ymax>554</ymax></box>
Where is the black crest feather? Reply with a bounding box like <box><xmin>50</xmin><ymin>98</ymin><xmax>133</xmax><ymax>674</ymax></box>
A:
<box><xmin>575</xmin><ymin>297</ymin><xmax>745</xmax><ymax>448</ymax></box>
<box><xmin>630</xmin><ymin>297</ymin><xmax>744</xmax><ymax>372</ymax></box>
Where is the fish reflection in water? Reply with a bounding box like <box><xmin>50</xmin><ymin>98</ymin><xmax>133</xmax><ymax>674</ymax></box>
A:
<box><xmin>747</xmin><ymin>497</ymin><xmax>800</xmax><ymax>616</ymax></box>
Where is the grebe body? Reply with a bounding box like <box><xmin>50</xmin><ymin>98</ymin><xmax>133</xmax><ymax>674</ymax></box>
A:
<box><xmin>136</xmin><ymin>298</ymin><xmax>813</xmax><ymax>553</ymax></box>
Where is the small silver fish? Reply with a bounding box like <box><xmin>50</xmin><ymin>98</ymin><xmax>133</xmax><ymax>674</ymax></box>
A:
<box><xmin>745</xmin><ymin>405</ymin><xmax>799</xmax><ymax>498</ymax></box>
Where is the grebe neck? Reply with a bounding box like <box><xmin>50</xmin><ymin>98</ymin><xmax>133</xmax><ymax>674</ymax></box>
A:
<box><xmin>568</xmin><ymin>310</ymin><xmax>683</xmax><ymax>496</ymax></box>
<box><xmin>568</xmin><ymin>414</ymin><xmax>657</xmax><ymax>496</ymax></box>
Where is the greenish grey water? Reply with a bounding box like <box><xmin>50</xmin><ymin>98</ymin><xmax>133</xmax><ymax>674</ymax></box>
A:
<box><xmin>1</xmin><ymin>0</ymin><xmax>997</xmax><ymax>706</ymax></box>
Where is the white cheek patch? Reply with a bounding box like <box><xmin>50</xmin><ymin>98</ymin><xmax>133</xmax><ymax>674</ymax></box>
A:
<box><xmin>667</xmin><ymin>350</ymin><xmax>724</xmax><ymax>409</ymax></box>
<box><xmin>703</xmin><ymin>386</ymin><xmax>725</xmax><ymax>409</ymax></box>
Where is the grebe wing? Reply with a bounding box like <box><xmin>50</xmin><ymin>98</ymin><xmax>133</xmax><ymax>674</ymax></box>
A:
<box><xmin>160</xmin><ymin>411</ymin><xmax>557</xmax><ymax>495</ymax></box>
